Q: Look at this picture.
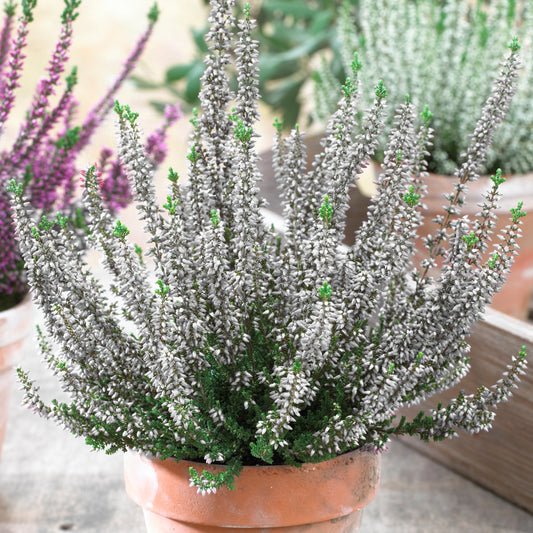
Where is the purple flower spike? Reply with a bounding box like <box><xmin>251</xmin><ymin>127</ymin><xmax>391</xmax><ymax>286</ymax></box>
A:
<box><xmin>0</xmin><ymin>3</ymin><xmax>35</xmax><ymax>136</ymax></box>
<box><xmin>0</xmin><ymin>2</ymin><xmax>165</xmax><ymax>308</ymax></box>
<box><xmin>145</xmin><ymin>103</ymin><xmax>183</xmax><ymax>165</ymax></box>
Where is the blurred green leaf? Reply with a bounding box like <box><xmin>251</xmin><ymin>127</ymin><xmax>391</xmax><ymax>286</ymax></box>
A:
<box><xmin>191</xmin><ymin>26</ymin><xmax>209</xmax><ymax>53</ymax></box>
<box><xmin>263</xmin><ymin>77</ymin><xmax>305</xmax><ymax>127</ymax></box>
<box><xmin>267</xmin><ymin>20</ymin><xmax>314</xmax><ymax>47</ymax></box>
<box><xmin>184</xmin><ymin>61</ymin><xmax>206</xmax><ymax>104</ymax></box>
<box><xmin>166</xmin><ymin>62</ymin><xmax>198</xmax><ymax>83</ymax></box>
<box><xmin>130</xmin><ymin>75</ymin><xmax>163</xmax><ymax>90</ymax></box>
<box><xmin>259</xmin><ymin>54</ymin><xmax>300</xmax><ymax>83</ymax></box>
<box><xmin>134</xmin><ymin>0</ymin><xmax>355</xmax><ymax>128</ymax></box>
<box><xmin>310</xmin><ymin>11</ymin><xmax>333</xmax><ymax>34</ymax></box>
<box><xmin>263</xmin><ymin>0</ymin><xmax>317</xmax><ymax>19</ymax></box>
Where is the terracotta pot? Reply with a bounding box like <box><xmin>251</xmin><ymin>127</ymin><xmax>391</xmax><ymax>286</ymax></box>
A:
<box><xmin>124</xmin><ymin>449</ymin><xmax>380</xmax><ymax>532</ymax></box>
<box><xmin>0</xmin><ymin>295</ymin><xmax>33</xmax><ymax>459</ymax></box>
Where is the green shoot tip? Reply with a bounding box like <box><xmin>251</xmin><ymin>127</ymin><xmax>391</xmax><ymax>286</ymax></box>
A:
<box><xmin>148</xmin><ymin>2</ymin><xmax>160</xmax><ymax>23</ymax></box>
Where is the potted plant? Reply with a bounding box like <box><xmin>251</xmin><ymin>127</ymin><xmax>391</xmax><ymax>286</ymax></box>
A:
<box><xmin>9</xmin><ymin>0</ymin><xmax>528</xmax><ymax>530</ymax></box>
<box><xmin>314</xmin><ymin>0</ymin><xmax>533</xmax><ymax>320</ymax></box>
<box><xmin>0</xmin><ymin>0</ymin><xmax>179</xmax><ymax>458</ymax></box>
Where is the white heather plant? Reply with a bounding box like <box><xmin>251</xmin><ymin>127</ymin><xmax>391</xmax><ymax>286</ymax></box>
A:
<box><xmin>315</xmin><ymin>0</ymin><xmax>533</xmax><ymax>175</ymax></box>
<box><xmin>10</xmin><ymin>0</ymin><xmax>528</xmax><ymax>493</ymax></box>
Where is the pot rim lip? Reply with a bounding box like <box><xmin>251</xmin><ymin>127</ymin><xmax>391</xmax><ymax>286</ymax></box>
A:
<box><xmin>369</xmin><ymin>158</ymin><xmax>533</xmax><ymax>181</ymax></box>
<box><xmin>272</xmin><ymin>135</ymin><xmax>533</xmax><ymax>179</ymax></box>
<box><xmin>129</xmin><ymin>446</ymin><xmax>378</xmax><ymax>471</ymax></box>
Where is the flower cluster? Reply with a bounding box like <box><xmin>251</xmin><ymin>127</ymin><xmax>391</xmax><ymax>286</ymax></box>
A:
<box><xmin>11</xmin><ymin>0</ymin><xmax>527</xmax><ymax>493</ymax></box>
<box><xmin>314</xmin><ymin>0</ymin><xmax>533</xmax><ymax>175</ymax></box>
<box><xmin>0</xmin><ymin>0</ymin><xmax>179</xmax><ymax>310</ymax></box>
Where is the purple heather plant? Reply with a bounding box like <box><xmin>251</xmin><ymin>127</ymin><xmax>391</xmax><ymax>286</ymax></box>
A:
<box><xmin>0</xmin><ymin>0</ymin><xmax>180</xmax><ymax>311</ymax></box>
<box><xmin>9</xmin><ymin>0</ymin><xmax>528</xmax><ymax>495</ymax></box>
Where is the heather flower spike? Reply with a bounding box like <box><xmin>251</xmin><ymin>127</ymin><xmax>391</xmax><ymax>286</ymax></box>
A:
<box><xmin>11</xmin><ymin>0</ymin><xmax>527</xmax><ymax>494</ymax></box>
<box><xmin>0</xmin><ymin>1</ymin><xmax>178</xmax><ymax>308</ymax></box>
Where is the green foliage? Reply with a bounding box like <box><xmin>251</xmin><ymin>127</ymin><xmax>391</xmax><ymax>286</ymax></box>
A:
<box><xmin>56</xmin><ymin>213</ymin><xmax>69</xmax><ymax>229</ymax></box>
<box><xmin>250</xmin><ymin>437</ymin><xmax>274</xmax><ymax>463</ymax></box>
<box><xmin>509</xmin><ymin>35</ymin><xmax>520</xmax><ymax>52</ymax></box>
<box><xmin>21</xmin><ymin>0</ymin><xmax>37</xmax><ymax>22</ymax></box>
<box><xmin>71</xmin><ymin>207</ymin><xmax>90</xmax><ymax>235</ymax></box>
<box><xmin>462</xmin><ymin>232</ymin><xmax>480</xmax><ymax>249</ymax></box>
<box><xmin>375</xmin><ymin>80</ymin><xmax>387</xmax><ymax>99</ymax></box>
<box><xmin>421</xmin><ymin>105</ymin><xmax>433</xmax><ymax>125</ymax></box>
<box><xmin>273</xmin><ymin>117</ymin><xmax>283</xmax><ymax>134</ymax></box>
<box><xmin>4</xmin><ymin>1</ymin><xmax>16</xmax><ymax>18</ymax></box>
<box><xmin>167</xmin><ymin>168</ymin><xmax>179</xmax><ymax>183</ymax></box>
<box><xmin>511</xmin><ymin>201</ymin><xmax>526</xmax><ymax>223</ymax></box>
<box><xmin>55</xmin><ymin>127</ymin><xmax>80</xmax><ymax>151</ymax></box>
<box><xmin>490</xmin><ymin>168</ymin><xmax>505</xmax><ymax>187</ymax></box>
<box><xmin>318</xmin><ymin>281</ymin><xmax>332</xmax><ymax>301</ymax></box>
<box><xmin>187</xmin><ymin>145</ymin><xmax>200</xmax><ymax>163</ymax></box>
<box><xmin>188</xmin><ymin>462</ymin><xmax>241</xmax><ymax>492</ymax></box>
<box><xmin>113</xmin><ymin>100</ymin><xmax>139</xmax><ymax>125</ymax></box>
<box><xmin>403</xmin><ymin>185</ymin><xmax>420</xmax><ymax>208</ymax></box>
<box><xmin>66</xmin><ymin>66</ymin><xmax>78</xmax><ymax>91</ymax></box>
<box><xmin>318</xmin><ymin>195</ymin><xmax>333</xmax><ymax>225</ymax></box>
<box><xmin>341</xmin><ymin>76</ymin><xmax>357</xmax><ymax>98</ymax></box>
<box><xmin>163</xmin><ymin>195</ymin><xmax>178</xmax><ymax>215</ymax></box>
<box><xmin>61</xmin><ymin>0</ymin><xmax>82</xmax><ymax>24</ymax></box>
<box><xmin>210</xmin><ymin>209</ymin><xmax>220</xmax><ymax>228</ymax></box>
<box><xmin>113</xmin><ymin>220</ymin><xmax>130</xmax><ymax>239</ymax></box>
<box><xmin>234</xmin><ymin>119</ymin><xmax>253</xmax><ymax>143</ymax></box>
<box><xmin>155</xmin><ymin>279</ymin><xmax>169</xmax><ymax>296</ymax></box>
<box><xmin>7</xmin><ymin>179</ymin><xmax>22</xmax><ymax>197</ymax></box>
<box><xmin>134</xmin><ymin>244</ymin><xmax>144</xmax><ymax>265</ymax></box>
<box><xmin>148</xmin><ymin>2</ymin><xmax>160</xmax><ymax>23</ymax></box>
<box><xmin>38</xmin><ymin>215</ymin><xmax>53</xmax><ymax>231</ymax></box>
<box><xmin>488</xmin><ymin>252</ymin><xmax>499</xmax><ymax>269</ymax></box>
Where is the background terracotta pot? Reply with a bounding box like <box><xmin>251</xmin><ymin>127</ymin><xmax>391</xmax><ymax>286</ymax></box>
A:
<box><xmin>124</xmin><ymin>449</ymin><xmax>380</xmax><ymax>532</ymax></box>
<box><xmin>0</xmin><ymin>296</ymin><xmax>33</xmax><ymax>459</ymax></box>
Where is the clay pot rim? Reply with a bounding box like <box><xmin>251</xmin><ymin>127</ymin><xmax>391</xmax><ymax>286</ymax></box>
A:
<box><xmin>368</xmin><ymin>159</ymin><xmax>533</xmax><ymax>206</ymax></box>
<box><xmin>144</xmin><ymin>445</ymin><xmax>375</xmax><ymax>471</ymax></box>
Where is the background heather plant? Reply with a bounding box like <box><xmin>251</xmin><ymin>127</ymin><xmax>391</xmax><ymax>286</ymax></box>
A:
<box><xmin>314</xmin><ymin>0</ymin><xmax>533</xmax><ymax>175</ymax></box>
<box><xmin>0</xmin><ymin>0</ymin><xmax>180</xmax><ymax>310</ymax></box>
<box><xmin>10</xmin><ymin>0</ymin><xmax>528</xmax><ymax>493</ymax></box>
